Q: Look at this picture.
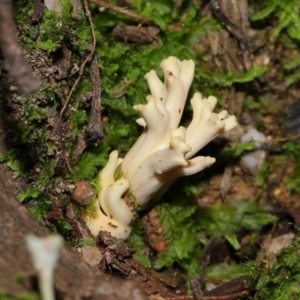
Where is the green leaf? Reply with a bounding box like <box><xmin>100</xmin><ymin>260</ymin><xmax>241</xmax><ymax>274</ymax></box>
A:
<box><xmin>72</xmin><ymin>145</ymin><xmax>109</xmax><ymax>180</ymax></box>
<box><xmin>198</xmin><ymin>200</ymin><xmax>277</xmax><ymax>249</ymax></box>
<box><xmin>17</xmin><ymin>187</ymin><xmax>41</xmax><ymax>202</ymax></box>
<box><xmin>6</xmin><ymin>160</ymin><xmax>25</xmax><ymax>175</ymax></box>
<box><xmin>155</xmin><ymin>251</ymin><xmax>174</xmax><ymax>269</ymax></box>
<box><xmin>140</xmin><ymin>1</ymin><xmax>172</xmax><ymax>29</ymax></box>
<box><xmin>155</xmin><ymin>185</ymin><xmax>200</xmax><ymax>271</ymax></box>
<box><xmin>256</xmin><ymin>162</ymin><xmax>270</xmax><ymax>187</ymax></box>
<box><xmin>206</xmin><ymin>262</ymin><xmax>246</xmax><ymax>281</ymax></box>
<box><xmin>199</xmin><ymin>64</ymin><xmax>267</xmax><ymax>87</ymax></box>
<box><xmin>0</xmin><ymin>150</ymin><xmax>25</xmax><ymax>175</ymax></box>
<box><xmin>285</xmin><ymin>72</ymin><xmax>300</xmax><ymax>86</ymax></box>
<box><xmin>76</xmin><ymin>237</ymin><xmax>97</xmax><ymax>247</ymax></box>
<box><xmin>0</xmin><ymin>149</ymin><xmax>17</xmax><ymax>162</ymax></box>
<box><xmin>216</xmin><ymin>142</ymin><xmax>256</xmax><ymax>167</ymax></box>
<box><xmin>250</xmin><ymin>2</ymin><xmax>278</xmax><ymax>21</ymax></box>
<box><xmin>225</xmin><ymin>233</ymin><xmax>241</xmax><ymax>250</ymax></box>
<box><xmin>241</xmin><ymin>212</ymin><xmax>277</xmax><ymax>231</ymax></box>
<box><xmin>283</xmin><ymin>54</ymin><xmax>300</xmax><ymax>70</ymax></box>
<box><xmin>284</xmin><ymin>142</ymin><xmax>300</xmax><ymax>194</ymax></box>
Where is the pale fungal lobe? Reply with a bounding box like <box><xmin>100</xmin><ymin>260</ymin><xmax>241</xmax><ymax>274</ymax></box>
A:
<box><xmin>86</xmin><ymin>151</ymin><xmax>133</xmax><ymax>238</ymax></box>
<box><xmin>86</xmin><ymin>56</ymin><xmax>238</xmax><ymax>239</ymax></box>
<box><xmin>26</xmin><ymin>235</ymin><xmax>63</xmax><ymax>300</ymax></box>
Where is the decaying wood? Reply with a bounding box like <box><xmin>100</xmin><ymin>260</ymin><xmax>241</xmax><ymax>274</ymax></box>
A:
<box><xmin>0</xmin><ymin>179</ymin><xmax>147</xmax><ymax>300</ymax></box>
<box><xmin>111</xmin><ymin>25</ymin><xmax>160</xmax><ymax>44</ymax></box>
<box><xmin>0</xmin><ymin>0</ymin><xmax>40</xmax><ymax>94</ymax></box>
<box><xmin>70</xmin><ymin>55</ymin><xmax>104</xmax><ymax>164</ymax></box>
<box><xmin>210</xmin><ymin>0</ymin><xmax>251</xmax><ymax>70</ymax></box>
<box><xmin>95</xmin><ymin>231</ymin><xmax>185</xmax><ymax>297</ymax></box>
<box><xmin>202</xmin><ymin>0</ymin><xmax>251</xmax><ymax>73</ymax></box>
<box><xmin>85</xmin><ymin>54</ymin><xmax>104</xmax><ymax>144</ymax></box>
<box><xmin>204</xmin><ymin>277</ymin><xmax>250</xmax><ymax>299</ymax></box>
<box><xmin>31</xmin><ymin>0</ymin><xmax>44</xmax><ymax>24</ymax></box>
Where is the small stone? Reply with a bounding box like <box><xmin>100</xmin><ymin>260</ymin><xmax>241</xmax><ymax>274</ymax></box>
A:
<box><xmin>262</xmin><ymin>233</ymin><xmax>294</xmax><ymax>254</ymax></box>
<box><xmin>44</xmin><ymin>0</ymin><xmax>62</xmax><ymax>12</ymax></box>
<box><xmin>240</xmin><ymin>127</ymin><xmax>267</xmax><ymax>175</ymax></box>
<box><xmin>72</xmin><ymin>181</ymin><xmax>94</xmax><ymax>205</ymax></box>
<box><xmin>273</xmin><ymin>188</ymin><xmax>282</xmax><ymax>197</ymax></box>
<box><xmin>81</xmin><ymin>246</ymin><xmax>103</xmax><ymax>267</ymax></box>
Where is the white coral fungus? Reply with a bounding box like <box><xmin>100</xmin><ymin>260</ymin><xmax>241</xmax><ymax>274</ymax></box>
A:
<box><xmin>86</xmin><ymin>56</ymin><xmax>237</xmax><ymax>239</ymax></box>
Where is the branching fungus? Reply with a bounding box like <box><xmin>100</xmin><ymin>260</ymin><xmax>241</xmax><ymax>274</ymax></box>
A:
<box><xmin>86</xmin><ymin>56</ymin><xmax>238</xmax><ymax>239</ymax></box>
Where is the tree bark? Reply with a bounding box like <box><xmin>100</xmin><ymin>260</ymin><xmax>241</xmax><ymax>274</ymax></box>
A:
<box><xmin>0</xmin><ymin>179</ymin><xmax>147</xmax><ymax>300</ymax></box>
<box><xmin>0</xmin><ymin>0</ymin><xmax>40</xmax><ymax>94</ymax></box>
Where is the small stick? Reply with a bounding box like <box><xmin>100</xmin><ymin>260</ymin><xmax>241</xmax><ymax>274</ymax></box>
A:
<box><xmin>88</xmin><ymin>0</ymin><xmax>149</xmax><ymax>24</ymax></box>
<box><xmin>190</xmin><ymin>277</ymin><xmax>204</xmax><ymax>300</ymax></box>
<box><xmin>70</xmin><ymin>54</ymin><xmax>104</xmax><ymax>164</ymax></box>
<box><xmin>200</xmin><ymin>237</ymin><xmax>220</xmax><ymax>287</ymax></box>
<box><xmin>189</xmin><ymin>237</ymin><xmax>220</xmax><ymax>300</ymax></box>
<box><xmin>32</xmin><ymin>0</ymin><xmax>42</xmax><ymax>24</ymax></box>
<box><xmin>85</xmin><ymin>54</ymin><xmax>104</xmax><ymax>144</ymax></box>
<box><xmin>204</xmin><ymin>290</ymin><xmax>249</xmax><ymax>299</ymax></box>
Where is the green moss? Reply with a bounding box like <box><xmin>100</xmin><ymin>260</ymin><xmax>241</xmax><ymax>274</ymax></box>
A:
<box><xmin>249</xmin><ymin>235</ymin><xmax>300</xmax><ymax>299</ymax></box>
<box><xmin>74</xmin><ymin>237</ymin><xmax>97</xmax><ymax>247</ymax></box>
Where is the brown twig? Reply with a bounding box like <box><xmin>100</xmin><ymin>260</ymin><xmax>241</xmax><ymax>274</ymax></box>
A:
<box><xmin>205</xmin><ymin>276</ymin><xmax>251</xmax><ymax>299</ymax></box>
<box><xmin>60</xmin><ymin>0</ymin><xmax>96</xmax><ymax>116</ymax></box>
<box><xmin>189</xmin><ymin>237</ymin><xmax>220</xmax><ymax>299</ymax></box>
<box><xmin>165</xmin><ymin>291</ymin><xmax>249</xmax><ymax>300</ymax></box>
<box><xmin>88</xmin><ymin>0</ymin><xmax>149</xmax><ymax>24</ymax></box>
<box><xmin>200</xmin><ymin>238</ymin><xmax>220</xmax><ymax>283</ymax></box>
<box><xmin>188</xmin><ymin>239</ymin><xmax>251</xmax><ymax>300</ymax></box>
<box><xmin>204</xmin><ymin>290</ymin><xmax>249</xmax><ymax>299</ymax></box>
<box><xmin>189</xmin><ymin>277</ymin><xmax>204</xmax><ymax>300</ymax></box>
<box><xmin>31</xmin><ymin>0</ymin><xmax>43</xmax><ymax>24</ymax></box>
<box><xmin>0</xmin><ymin>0</ymin><xmax>40</xmax><ymax>94</ymax></box>
<box><xmin>70</xmin><ymin>53</ymin><xmax>103</xmax><ymax>164</ymax></box>
<box><xmin>31</xmin><ymin>0</ymin><xmax>43</xmax><ymax>40</ymax></box>
<box><xmin>85</xmin><ymin>55</ymin><xmax>104</xmax><ymax>144</ymax></box>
